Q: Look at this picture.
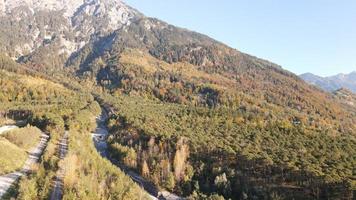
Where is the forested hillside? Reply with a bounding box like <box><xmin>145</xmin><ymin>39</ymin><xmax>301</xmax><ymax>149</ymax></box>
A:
<box><xmin>0</xmin><ymin>60</ymin><xmax>149</xmax><ymax>199</ymax></box>
<box><xmin>70</xmin><ymin>17</ymin><xmax>355</xmax><ymax>134</ymax></box>
<box><xmin>98</xmin><ymin>92</ymin><xmax>355</xmax><ymax>199</ymax></box>
<box><xmin>0</xmin><ymin>0</ymin><xmax>355</xmax><ymax>199</ymax></box>
<box><xmin>71</xmin><ymin>14</ymin><xmax>356</xmax><ymax>200</ymax></box>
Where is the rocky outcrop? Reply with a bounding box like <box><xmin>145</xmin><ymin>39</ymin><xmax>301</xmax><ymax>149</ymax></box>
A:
<box><xmin>0</xmin><ymin>0</ymin><xmax>142</xmax><ymax>63</ymax></box>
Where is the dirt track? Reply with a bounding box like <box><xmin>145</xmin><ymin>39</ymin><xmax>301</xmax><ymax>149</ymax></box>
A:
<box><xmin>0</xmin><ymin>133</ymin><xmax>49</xmax><ymax>198</ymax></box>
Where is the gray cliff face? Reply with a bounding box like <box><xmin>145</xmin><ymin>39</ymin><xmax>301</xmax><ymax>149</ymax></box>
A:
<box><xmin>0</xmin><ymin>0</ymin><xmax>142</xmax><ymax>63</ymax></box>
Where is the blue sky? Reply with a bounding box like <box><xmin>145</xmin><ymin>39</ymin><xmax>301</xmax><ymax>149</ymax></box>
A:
<box><xmin>125</xmin><ymin>0</ymin><xmax>356</xmax><ymax>76</ymax></box>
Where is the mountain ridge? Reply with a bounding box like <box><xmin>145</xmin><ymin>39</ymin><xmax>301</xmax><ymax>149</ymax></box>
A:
<box><xmin>0</xmin><ymin>0</ymin><xmax>142</xmax><ymax>62</ymax></box>
<box><xmin>300</xmin><ymin>71</ymin><xmax>356</xmax><ymax>93</ymax></box>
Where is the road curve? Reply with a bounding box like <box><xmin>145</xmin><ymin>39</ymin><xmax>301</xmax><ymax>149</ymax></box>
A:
<box><xmin>50</xmin><ymin>131</ymin><xmax>69</xmax><ymax>200</ymax></box>
<box><xmin>0</xmin><ymin>133</ymin><xmax>49</xmax><ymax>199</ymax></box>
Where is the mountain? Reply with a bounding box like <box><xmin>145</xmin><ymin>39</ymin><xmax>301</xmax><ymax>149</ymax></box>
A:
<box><xmin>0</xmin><ymin>0</ymin><xmax>355</xmax><ymax>199</ymax></box>
<box><xmin>333</xmin><ymin>88</ymin><xmax>356</xmax><ymax>110</ymax></box>
<box><xmin>0</xmin><ymin>0</ymin><xmax>142</xmax><ymax>68</ymax></box>
<box><xmin>300</xmin><ymin>71</ymin><xmax>356</xmax><ymax>93</ymax></box>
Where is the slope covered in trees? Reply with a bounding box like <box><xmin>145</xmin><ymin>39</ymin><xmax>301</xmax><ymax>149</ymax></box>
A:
<box><xmin>0</xmin><ymin>65</ymin><xmax>149</xmax><ymax>199</ymax></box>
<box><xmin>72</xmin><ymin>17</ymin><xmax>355</xmax><ymax>135</ymax></box>
<box><xmin>0</xmin><ymin>1</ymin><xmax>355</xmax><ymax>199</ymax></box>
<box><xmin>99</xmin><ymin>92</ymin><xmax>355</xmax><ymax>199</ymax></box>
<box><xmin>66</xmin><ymin>14</ymin><xmax>356</xmax><ymax>200</ymax></box>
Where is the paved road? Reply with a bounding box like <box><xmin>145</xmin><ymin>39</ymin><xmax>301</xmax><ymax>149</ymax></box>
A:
<box><xmin>92</xmin><ymin>108</ymin><xmax>184</xmax><ymax>200</ymax></box>
<box><xmin>0</xmin><ymin>133</ymin><xmax>49</xmax><ymax>199</ymax></box>
<box><xmin>50</xmin><ymin>131</ymin><xmax>69</xmax><ymax>200</ymax></box>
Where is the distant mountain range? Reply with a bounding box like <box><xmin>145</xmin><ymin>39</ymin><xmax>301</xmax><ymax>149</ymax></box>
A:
<box><xmin>300</xmin><ymin>71</ymin><xmax>356</xmax><ymax>93</ymax></box>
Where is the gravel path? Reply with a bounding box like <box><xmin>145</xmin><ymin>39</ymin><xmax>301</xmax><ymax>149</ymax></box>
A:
<box><xmin>0</xmin><ymin>133</ymin><xmax>49</xmax><ymax>198</ymax></box>
<box><xmin>49</xmin><ymin>131</ymin><xmax>68</xmax><ymax>200</ymax></box>
<box><xmin>0</xmin><ymin>125</ymin><xmax>18</xmax><ymax>135</ymax></box>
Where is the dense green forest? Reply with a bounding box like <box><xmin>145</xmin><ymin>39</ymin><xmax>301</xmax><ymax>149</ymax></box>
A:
<box><xmin>100</xmin><ymin>92</ymin><xmax>355</xmax><ymax>199</ymax></box>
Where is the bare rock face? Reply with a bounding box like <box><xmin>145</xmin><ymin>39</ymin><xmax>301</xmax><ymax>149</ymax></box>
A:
<box><xmin>0</xmin><ymin>0</ymin><xmax>5</xmax><ymax>14</ymax></box>
<box><xmin>1</xmin><ymin>0</ymin><xmax>83</xmax><ymax>17</ymax></box>
<box><xmin>0</xmin><ymin>0</ymin><xmax>142</xmax><ymax>63</ymax></box>
<box><xmin>72</xmin><ymin>0</ymin><xmax>139</xmax><ymax>31</ymax></box>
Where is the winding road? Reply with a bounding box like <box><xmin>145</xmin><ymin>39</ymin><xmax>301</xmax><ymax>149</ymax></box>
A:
<box><xmin>0</xmin><ymin>131</ymin><xmax>49</xmax><ymax>199</ymax></box>
<box><xmin>92</xmin><ymin>108</ymin><xmax>184</xmax><ymax>200</ymax></box>
<box><xmin>0</xmin><ymin>109</ymin><xmax>184</xmax><ymax>200</ymax></box>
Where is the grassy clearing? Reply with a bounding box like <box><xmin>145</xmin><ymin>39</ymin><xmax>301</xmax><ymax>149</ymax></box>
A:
<box><xmin>0</xmin><ymin>126</ymin><xmax>42</xmax><ymax>175</ymax></box>
<box><xmin>2</xmin><ymin>126</ymin><xmax>42</xmax><ymax>151</ymax></box>
<box><xmin>14</xmin><ymin>118</ymin><xmax>64</xmax><ymax>200</ymax></box>
<box><xmin>0</xmin><ymin>138</ymin><xmax>26</xmax><ymax>175</ymax></box>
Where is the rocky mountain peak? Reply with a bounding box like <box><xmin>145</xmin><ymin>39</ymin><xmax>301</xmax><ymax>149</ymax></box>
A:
<box><xmin>0</xmin><ymin>0</ymin><xmax>140</xmax><ymax>20</ymax></box>
<box><xmin>0</xmin><ymin>0</ymin><xmax>79</xmax><ymax>16</ymax></box>
<box><xmin>0</xmin><ymin>0</ymin><xmax>142</xmax><ymax>61</ymax></box>
<box><xmin>71</xmin><ymin>0</ymin><xmax>142</xmax><ymax>32</ymax></box>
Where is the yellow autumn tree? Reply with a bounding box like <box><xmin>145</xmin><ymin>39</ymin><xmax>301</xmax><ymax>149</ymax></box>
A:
<box><xmin>142</xmin><ymin>160</ymin><xmax>150</xmax><ymax>178</ymax></box>
<box><xmin>173</xmin><ymin>137</ymin><xmax>189</xmax><ymax>182</ymax></box>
